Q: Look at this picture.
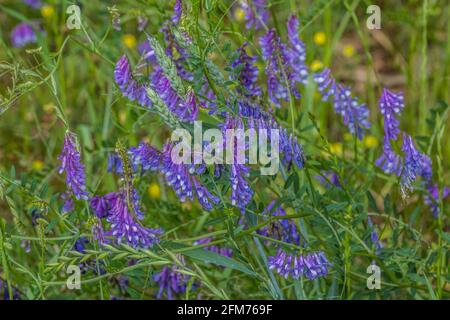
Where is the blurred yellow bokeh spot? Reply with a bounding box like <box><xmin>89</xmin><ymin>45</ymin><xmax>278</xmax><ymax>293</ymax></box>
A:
<box><xmin>363</xmin><ymin>135</ymin><xmax>379</xmax><ymax>148</ymax></box>
<box><xmin>148</xmin><ymin>182</ymin><xmax>161</xmax><ymax>199</ymax></box>
<box><xmin>234</xmin><ymin>7</ymin><xmax>246</xmax><ymax>22</ymax></box>
<box><xmin>330</xmin><ymin>142</ymin><xmax>343</xmax><ymax>156</ymax></box>
<box><xmin>32</xmin><ymin>160</ymin><xmax>44</xmax><ymax>171</ymax></box>
<box><xmin>41</xmin><ymin>5</ymin><xmax>55</xmax><ymax>18</ymax></box>
<box><xmin>122</xmin><ymin>34</ymin><xmax>137</xmax><ymax>49</ymax></box>
<box><xmin>310</xmin><ymin>60</ymin><xmax>324</xmax><ymax>72</ymax></box>
<box><xmin>343</xmin><ymin>44</ymin><xmax>355</xmax><ymax>58</ymax></box>
<box><xmin>314</xmin><ymin>32</ymin><xmax>326</xmax><ymax>46</ymax></box>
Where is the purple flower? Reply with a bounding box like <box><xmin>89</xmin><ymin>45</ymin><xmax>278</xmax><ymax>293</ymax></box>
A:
<box><xmin>90</xmin><ymin>195</ymin><xmax>109</xmax><ymax>219</ymax></box>
<box><xmin>268</xmin><ymin>249</ymin><xmax>331</xmax><ymax>280</ymax></box>
<box><xmin>154</xmin><ymin>264</ymin><xmax>189</xmax><ymax>300</ymax></box>
<box><xmin>1</xmin><ymin>279</ymin><xmax>21</xmax><ymax>300</ymax></box>
<box><xmin>400</xmin><ymin>134</ymin><xmax>425</xmax><ymax>196</ymax></box>
<box><xmin>260</xmin><ymin>29</ymin><xmax>298</xmax><ymax>106</ymax></box>
<box><xmin>129</xmin><ymin>142</ymin><xmax>161</xmax><ymax>172</ymax></box>
<box><xmin>11</xmin><ymin>22</ymin><xmax>37</xmax><ymax>48</ymax></box>
<box><xmin>23</xmin><ymin>0</ymin><xmax>42</xmax><ymax>9</ymax></box>
<box><xmin>367</xmin><ymin>218</ymin><xmax>382</xmax><ymax>256</ymax></box>
<box><xmin>62</xmin><ymin>196</ymin><xmax>74</xmax><ymax>213</ymax></box>
<box><xmin>58</xmin><ymin>132</ymin><xmax>89</xmax><ymax>200</ymax></box>
<box><xmin>279</xmin><ymin>127</ymin><xmax>305</xmax><ymax>170</ymax></box>
<box><xmin>379</xmin><ymin>89</ymin><xmax>404</xmax><ymax>142</ymax></box>
<box><xmin>194</xmin><ymin>237</ymin><xmax>233</xmax><ymax>258</ymax></box>
<box><xmin>193</xmin><ymin>178</ymin><xmax>220</xmax><ymax>211</ymax></box>
<box><xmin>241</xmin><ymin>0</ymin><xmax>269</xmax><ymax>30</ymax></box>
<box><xmin>424</xmin><ymin>184</ymin><xmax>450</xmax><ymax>218</ymax></box>
<box><xmin>314</xmin><ymin>68</ymin><xmax>370</xmax><ymax>139</ymax></box>
<box><xmin>105</xmin><ymin>191</ymin><xmax>162</xmax><ymax>248</ymax></box>
<box><xmin>232</xmin><ymin>43</ymin><xmax>261</xmax><ymax>97</ymax></box>
<box><xmin>114</xmin><ymin>55</ymin><xmax>152</xmax><ymax>107</ymax></box>
<box><xmin>316</xmin><ymin>170</ymin><xmax>341</xmax><ymax>188</ymax></box>
<box><xmin>375</xmin><ymin>139</ymin><xmax>403</xmax><ymax>176</ymax></box>
<box><xmin>130</xmin><ymin>141</ymin><xmax>218</xmax><ymax>211</ymax></box>
<box><xmin>258</xmin><ymin>200</ymin><xmax>300</xmax><ymax>245</ymax></box>
<box><xmin>286</xmin><ymin>15</ymin><xmax>308</xmax><ymax>85</ymax></box>
<box><xmin>172</xmin><ymin>0</ymin><xmax>183</xmax><ymax>25</ymax></box>
<box><xmin>74</xmin><ymin>237</ymin><xmax>89</xmax><ymax>253</ymax></box>
<box><xmin>92</xmin><ymin>221</ymin><xmax>106</xmax><ymax>246</ymax></box>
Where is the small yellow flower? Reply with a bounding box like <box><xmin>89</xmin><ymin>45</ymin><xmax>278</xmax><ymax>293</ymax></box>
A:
<box><xmin>363</xmin><ymin>135</ymin><xmax>379</xmax><ymax>149</ymax></box>
<box><xmin>342</xmin><ymin>44</ymin><xmax>355</xmax><ymax>58</ymax></box>
<box><xmin>313</xmin><ymin>32</ymin><xmax>326</xmax><ymax>46</ymax></box>
<box><xmin>32</xmin><ymin>160</ymin><xmax>44</xmax><ymax>171</ymax></box>
<box><xmin>148</xmin><ymin>182</ymin><xmax>161</xmax><ymax>199</ymax></box>
<box><xmin>330</xmin><ymin>142</ymin><xmax>343</xmax><ymax>156</ymax></box>
<box><xmin>41</xmin><ymin>5</ymin><xmax>55</xmax><ymax>19</ymax></box>
<box><xmin>310</xmin><ymin>60</ymin><xmax>324</xmax><ymax>72</ymax></box>
<box><xmin>122</xmin><ymin>34</ymin><xmax>137</xmax><ymax>49</ymax></box>
<box><xmin>234</xmin><ymin>7</ymin><xmax>246</xmax><ymax>22</ymax></box>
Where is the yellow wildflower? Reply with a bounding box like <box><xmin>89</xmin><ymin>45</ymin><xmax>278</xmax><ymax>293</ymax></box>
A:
<box><xmin>32</xmin><ymin>160</ymin><xmax>44</xmax><ymax>171</ymax></box>
<box><xmin>313</xmin><ymin>32</ymin><xmax>326</xmax><ymax>46</ymax></box>
<box><xmin>148</xmin><ymin>182</ymin><xmax>161</xmax><ymax>199</ymax></box>
<box><xmin>363</xmin><ymin>135</ymin><xmax>379</xmax><ymax>148</ymax></box>
<box><xmin>122</xmin><ymin>34</ymin><xmax>137</xmax><ymax>49</ymax></box>
<box><xmin>41</xmin><ymin>5</ymin><xmax>55</xmax><ymax>19</ymax></box>
<box><xmin>342</xmin><ymin>44</ymin><xmax>355</xmax><ymax>58</ymax></box>
<box><xmin>310</xmin><ymin>60</ymin><xmax>324</xmax><ymax>72</ymax></box>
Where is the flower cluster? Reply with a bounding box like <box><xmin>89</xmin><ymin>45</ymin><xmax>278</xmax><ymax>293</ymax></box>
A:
<box><xmin>154</xmin><ymin>263</ymin><xmax>190</xmax><ymax>300</ymax></box>
<box><xmin>268</xmin><ymin>249</ymin><xmax>332</xmax><ymax>280</ymax></box>
<box><xmin>58</xmin><ymin>132</ymin><xmax>89</xmax><ymax>211</ymax></box>
<box><xmin>314</xmin><ymin>68</ymin><xmax>370</xmax><ymax>139</ymax></box>
<box><xmin>375</xmin><ymin>89</ymin><xmax>449</xmax><ymax>210</ymax></box>
<box><xmin>240</xmin><ymin>0</ymin><xmax>269</xmax><ymax>30</ymax></box>
<box><xmin>129</xmin><ymin>141</ymin><xmax>220</xmax><ymax>211</ymax></box>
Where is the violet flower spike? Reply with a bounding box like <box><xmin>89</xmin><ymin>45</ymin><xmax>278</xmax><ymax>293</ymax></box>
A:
<box><xmin>58</xmin><ymin>132</ymin><xmax>89</xmax><ymax>200</ymax></box>
<box><xmin>105</xmin><ymin>191</ymin><xmax>162</xmax><ymax>248</ymax></box>
<box><xmin>154</xmin><ymin>264</ymin><xmax>189</xmax><ymax>300</ymax></box>
<box><xmin>232</xmin><ymin>43</ymin><xmax>261</xmax><ymax>97</ymax></box>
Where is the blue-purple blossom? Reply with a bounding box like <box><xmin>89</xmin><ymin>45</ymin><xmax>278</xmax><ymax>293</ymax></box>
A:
<box><xmin>424</xmin><ymin>184</ymin><xmax>450</xmax><ymax>218</ymax></box>
<box><xmin>258</xmin><ymin>200</ymin><xmax>300</xmax><ymax>245</ymax></box>
<box><xmin>379</xmin><ymin>89</ymin><xmax>404</xmax><ymax>141</ymax></box>
<box><xmin>375</xmin><ymin>139</ymin><xmax>403</xmax><ymax>176</ymax></box>
<box><xmin>154</xmin><ymin>265</ymin><xmax>190</xmax><ymax>300</ymax></box>
<box><xmin>104</xmin><ymin>190</ymin><xmax>162</xmax><ymax>248</ymax></box>
<box><xmin>172</xmin><ymin>0</ymin><xmax>183</xmax><ymax>25</ymax></box>
<box><xmin>268</xmin><ymin>249</ymin><xmax>332</xmax><ymax>280</ymax></box>
<box><xmin>232</xmin><ymin>43</ymin><xmax>261</xmax><ymax>97</ymax></box>
<box><xmin>58</xmin><ymin>132</ymin><xmax>89</xmax><ymax>200</ymax></box>
<box><xmin>367</xmin><ymin>218</ymin><xmax>382</xmax><ymax>256</ymax></box>
<box><xmin>23</xmin><ymin>0</ymin><xmax>42</xmax><ymax>9</ymax></box>
<box><xmin>314</xmin><ymin>68</ymin><xmax>370</xmax><ymax>139</ymax></box>
<box><xmin>316</xmin><ymin>170</ymin><xmax>341</xmax><ymax>188</ymax></box>
<box><xmin>0</xmin><ymin>279</ymin><xmax>21</xmax><ymax>300</ymax></box>
<box><xmin>130</xmin><ymin>141</ymin><xmax>219</xmax><ymax>211</ymax></box>
<box><xmin>240</xmin><ymin>0</ymin><xmax>269</xmax><ymax>30</ymax></box>
<box><xmin>90</xmin><ymin>195</ymin><xmax>109</xmax><ymax>219</ymax></box>
<box><xmin>11</xmin><ymin>22</ymin><xmax>37</xmax><ymax>48</ymax></box>
<box><xmin>400</xmin><ymin>134</ymin><xmax>425</xmax><ymax>196</ymax></box>
<box><xmin>279</xmin><ymin>127</ymin><xmax>305</xmax><ymax>170</ymax></box>
<box><xmin>286</xmin><ymin>15</ymin><xmax>308</xmax><ymax>85</ymax></box>
<box><xmin>114</xmin><ymin>55</ymin><xmax>152</xmax><ymax>107</ymax></box>
<box><xmin>260</xmin><ymin>29</ymin><xmax>299</xmax><ymax>106</ymax></box>
<box><xmin>194</xmin><ymin>237</ymin><xmax>233</xmax><ymax>257</ymax></box>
